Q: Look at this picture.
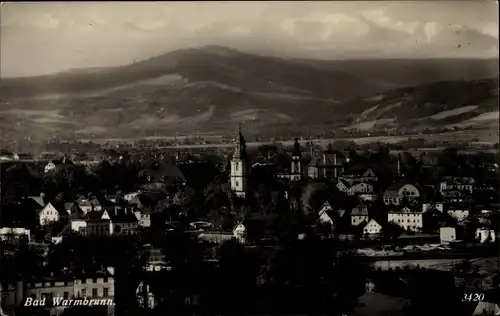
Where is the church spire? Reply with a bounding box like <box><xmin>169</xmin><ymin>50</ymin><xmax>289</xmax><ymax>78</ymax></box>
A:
<box><xmin>233</xmin><ymin>123</ymin><xmax>246</xmax><ymax>160</ymax></box>
<box><xmin>292</xmin><ymin>138</ymin><xmax>301</xmax><ymax>157</ymax></box>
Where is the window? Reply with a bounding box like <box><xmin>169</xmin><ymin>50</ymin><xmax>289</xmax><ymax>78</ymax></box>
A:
<box><xmin>103</xmin><ymin>288</ymin><xmax>109</xmax><ymax>297</ymax></box>
<box><xmin>103</xmin><ymin>277</ymin><xmax>108</xmax><ymax>283</ymax></box>
<box><xmin>81</xmin><ymin>289</ymin><xmax>86</xmax><ymax>297</ymax></box>
<box><xmin>235</xmin><ymin>163</ymin><xmax>239</xmax><ymax>171</ymax></box>
<box><xmin>92</xmin><ymin>278</ymin><xmax>97</xmax><ymax>284</ymax></box>
<box><xmin>235</xmin><ymin>181</ymin><xmax>239</xmax><ymax>187</ymax></box>
<box><xmin>63</xmin><ymin>292</ymin><xmax>69</xmax><ymax>299</ymax></box>
<box><xmin>92</xmin><ymin>289</ymin><xmax>98</xmax><ymax>298</ymax></box>
<box><xmin>82</xmin><ymin>279</ymin><xmax>86</xmax><ymax>284</ymax></box>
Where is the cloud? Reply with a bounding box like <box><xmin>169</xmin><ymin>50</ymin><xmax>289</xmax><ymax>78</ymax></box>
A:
<box><xmin>362</xmin><ymin>10</ymin><xmax>419</xmax><ymax>34</ymax></box>
<box><xmin>281</xmin><ymin>13</ymin><xmax>369</xmax><ymax>41</ymax></box>
<box><xmin>481</xmin><ymin>22</ymin><xmax>499</xmax><ymax>39</ymax></box>
<box><xmin>1</xmin><ymin>2</ymin><xmax>498</xmax><ymax>77</ymax></box>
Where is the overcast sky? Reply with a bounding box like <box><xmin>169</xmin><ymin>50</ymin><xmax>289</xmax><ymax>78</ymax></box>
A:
<box><xmin>1</xmin><ymin>1</ymin><xmax>498</xmax><ymax>77</ymax></box>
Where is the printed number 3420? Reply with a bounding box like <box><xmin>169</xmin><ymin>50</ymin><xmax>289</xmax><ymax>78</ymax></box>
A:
<box><xmin>462</xmin><ymin>293</ymin><xmax>485</xmax><ymax>302</ymax></box>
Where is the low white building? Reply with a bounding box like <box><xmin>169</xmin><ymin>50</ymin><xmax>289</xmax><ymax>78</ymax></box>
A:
<box><xmin>439</xmin><ymin>227</ymin><xmax>457</xmax><ymax>244</ymax></box>
<box><xmin>475</xmin><ymin>228</ymin><xmax>496</xmax><ymax>243</ymax></box>
<box><xmin>388</xmin><ymin>207</ymin><xmax>424</xmax><ymax>232</ymax></box>
<box><xmin>1</xmin><ymin>267</ymin><xmax>115</xmax><ymax>316</ymax></box>
<box><xmin>362</xmin><ymin>219</ymin><xmax>382</xmax><ymax>235</ymax></box>
<box><xmin>39</xmin><ymin>202</ymin><xmax>68</xmax><ymax>226</ymax></box>
<box><xmin>0</xmin><ymin>227</ymin><xmax>31</xmax><ymax>242</ymax></box>
<box><xmin>447</xmin><ymin>209</ymin><xmax>469</xmax><ymax>222</ymax></box>
<box><xmin>233</xmin><ymin>223</ymin><xmax>247</xmax><ymax>244</ymax></box>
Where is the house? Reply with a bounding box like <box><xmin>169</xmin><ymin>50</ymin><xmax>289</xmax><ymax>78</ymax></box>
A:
<box><xmin>143</xmin><ymin>247</ymin><xmax>171</xmax><ymax>272</ymax></box>
<box><xmin>139</xmin><ymin>162</ymin><xmax>186</xmax><ymax>185</ymax></box>
<box><xmin>44</xmin><ymin>157</ymin><xmax>73</xmax><ymax>173</ymax></box>
<box><xmin>1</xmin><ymin>267</ymin><xmax>115</xmax><ymax>316</ymax></box>
<box><xmin>85</xmin><ymin>211</ymin><xmax>110</xmax><ymax>236</ymax></box>
<box><xmin>351</xmin><ymin>200</ymin><xmax>369</xmax><ymax>227</ymax></box>
<box><xmin>69</xmin><ymin>205</ymin><xmax>87</xmax><ymax>233</ymax></box>
<box><xmin>388</xmin><ymin>206</ymin><xmax>424</xmax><ymax>232</ymax></box>
<box><xmin>341</xmin><ymin>167</ymin><xmax>378</xmax><ymax>184</ymax></box>
<box><xmin>124</xmin><ymin>191</ymin><xmax>141</xmax><ymax>202</ymax></box>
<box><xmin>440</xmin><ymin>227</ymin><xmax>457</xmax><ymax>244</ymax></box>
<box><xmin>447</xmin><ymin>208</ymin><xmax>470</xmax><ymax>222</ymax></box>
<box><xmin>233</xmin><ymin>223</ymin><xmax>247</xmax><ymax>244</ymax></box>
<box><xmin>101</xmin><ymin>207</ymin><xmax>139</xmax><ymax>234</ymax></box>
<box><xmin>476</xmin><ymin>228</ymin><xmax>496</xmax><ymax>243</ymax></box>
<box><xmin>383</xmin><ymin>180</ymin><xmax>421</xmax><ymax>206</ymax></box>
<box><xmin>472</xmin><ymin>301</ymin><xmax>500</xmax><ymax>315</ymax></box>
<box><xmin>317</xmin><ymin>200</ymin><xmax>347</xmax><ymax>226</ymax></box>
<box><xmin>39</xmin><ymin>202</ymin><xmax>68</xmax><ymax>226</ymax></box>
<box><xmin>361</xmin><ymin>219</ymin><xmax>383</xmax><ymax>235</ymax></box>
<box><xmin>134</xmin><ymin>208</ymin><xmax>153</xmax><ymax>228</ymax></box>
<box><xmin>307</xmin><ymin>146</ymin><xmax>345</xmax><ymax>180</ymax></box>
<box><xmin>0</xmin><ymin>227</ymin><xmax>31</xmax><ymax>242</ymax></box>
<box><xmin>440</xmin><ymin>176</ymin><xmax>475</xmax><ymax>203</ymax></box>
<box><xmin>75</xmin><ymin>197</ymin><xmax>93</xmax><ymax>214</ymax></box>
<box><xmin>422</xmin><ymin>202</ymin><xmax>444</xmax><ymax>213</ymax></box>
<box><xmin>440</xmin><ymin>176</ymin><xmax>475</xmax><ymax>194</ymax></box>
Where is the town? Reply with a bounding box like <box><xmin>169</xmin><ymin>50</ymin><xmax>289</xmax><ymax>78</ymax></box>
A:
<box><xmin>1</xmin><ymin>125</ymin><xmax>499</xmax><ymax>316</ymax></box>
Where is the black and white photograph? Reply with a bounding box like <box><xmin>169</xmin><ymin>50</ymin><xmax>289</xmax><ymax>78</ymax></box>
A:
<box><xmin>0</xmin><ymin>1</ymin><xmax>499</xmax><ymax>316</ymax></box>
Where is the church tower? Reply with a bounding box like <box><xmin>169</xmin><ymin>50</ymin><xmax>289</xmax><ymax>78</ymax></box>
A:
<box><xmin>290</xmin><ymin>138</ymin><xmax>302</xmax><ymax>181</ymax></box>
<box><xmin>230</xmin><ymin>124</ymin><xmax>248</xmax><ymax>197</ymax></box>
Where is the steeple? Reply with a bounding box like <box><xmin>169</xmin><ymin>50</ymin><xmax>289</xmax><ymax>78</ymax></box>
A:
<box><xmin>292</xmin><ymin>138</ymin><xmax>301</xmax><ymax>157</ymax></box>
<box><xmin>233</xmin><ymin>123</ymin><xmax>247</xmax><ymax>160</ymax></box>
<box><xmin>290</xmin><ymin>138</ymin><xmax>302</xmax><ymax>181</ymax></box>
<box><xmin>230</xmin><ymin>123</ymin><xmax>248</xmax><ymax>197</ymax></box>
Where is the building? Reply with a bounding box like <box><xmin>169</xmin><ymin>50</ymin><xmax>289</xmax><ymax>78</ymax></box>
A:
<box><xmin>362</xmin><ymin>219</ymin><xmax>383</xmax><ymax>235</ymax></box>
<box><xmin>472</xmin><ymin>301</ymin><xmax>500</xmax><ymax>315</ymax></box>
<box><xmin>233</xmin><ymin>223</ymin><xmax>247</xmax><ymax>244</ymax></box>
<box><xmin>475</xmin><ymin>228</ymin><xmax>496</xmax><ymax>243</ymax></box>
<box><xmin>69</xmin><ymin>210</ymin><xmax>87</xmax><ymax>233</ymax></box>
<box><xmin>447</xmin><ymin>208</ymin><xmax>470</xmax><ymax>222</ymax></box>
<box><xmin>422</xmin><ymin>202</ymin><xmax>444</xmax><ymax>213</ymax></box>
<box><xmin>307</xmin><ymin>145</ymin><xmax>345</xmax><ymax>180</ymax></box>
<box><xmin>75</xmin><ymin>197</ymin><xmax>94</xmax><ymax>214</ymax></box>
<box><xmin>230</xmin><ymin>125</ymin><xmax>248</xmax><ymax>198</ymax></box>
<box><xmin>388</xmin><ymin>207</ymin><xmax>424</xmax><ymax>232</ymax></box>
<box><xmin>318</xmin><ymin>200</ymin><xmax>338</xmax><ymax>225</ymax></box>
<box><xmin>440</xmin><ymin>227</ymin><xmax>457</xmax><ymax>244</ymax></box>
<box><xmin>139</xmin><ymin>162</ymin><xmax>186</xmax><ymax>185</ymax></box>
<box><xmin>290</xmin><ymin>138</ymin><xmax>303</xmax><ymax>182</ymax></box>
<box><xmin>440</xmin><ymin>177</ymin><xmax>475</xmax><ymax>194</ymax></box>
<box><xmin>440</xmin><ymin>177</ymin><xmax>475</xmax><ymax>203</ymax></box>
<box><xmin>44</xmin><ymin>157</ymin><xmax>72</xmax><ymax>174</ymax></box>
<box><xmin>0</xmin><ymin>227</ymin><xmax>31</xmax><ymax>242</ymax></box>
<box><xmin>383</xmin><ymin>180</ymin><xmax>421</xmax><ymax>206</ymax></box>
<box><xmin>337</xmin><ymin>179</ymin><xmax>375</xmax><ymax>197</ymax></box>
<box><xmin>135</xmin><ymin>209</ymin><xmax>152</xmax><ymax>228</ymax></box>
<box><xmin>351</xmin><ymin>201</ymin><xmax>369</xmax><ymax>227</ymax></box>
<box><xmin>1</xmin><ymin>267</ymin><xmax>115</xmax><ymax>316</ymax></box>
<box><xmin>101</xmin><ymin>207</ymin><xmax>139</xmax><ymax>234</ymax></box>
<box><xmin>341</xmin><ymin>167</ymin><xmax>378</xmax><ymax>185</ymax></box>
<box><xmin>39</xmin><ymin>202</ymin><xmax>68</xmax><ymax>226</ymax></box>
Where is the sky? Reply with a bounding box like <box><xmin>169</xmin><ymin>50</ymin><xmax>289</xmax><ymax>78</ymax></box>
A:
<box><xmin>1</xmin><ymin>1</ymin><xmax>498</xmax><ymax>77</ymax></box>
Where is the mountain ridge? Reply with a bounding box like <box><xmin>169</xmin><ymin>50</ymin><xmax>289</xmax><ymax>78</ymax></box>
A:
<box><xmin>0</xmin><ymin>46</ymin><xmax>498</xmax><ymax>142</ymax></box>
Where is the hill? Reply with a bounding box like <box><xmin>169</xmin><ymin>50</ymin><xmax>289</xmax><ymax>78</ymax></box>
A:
<box><xmin>0</xmin><ymin>46</ymin><xmax>497</xmax><ymax>141</ymax></box>
<box><xmin>340</xmin><ymin>78</ymin><xmax>499</xmax><ymax>134</ymax></box>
